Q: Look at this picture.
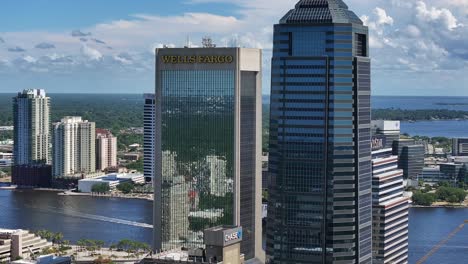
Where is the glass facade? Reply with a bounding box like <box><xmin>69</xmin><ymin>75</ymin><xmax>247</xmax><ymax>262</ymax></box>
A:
<box><xmin>392</xmin><ymin>139</ymin><xmax>425</xmax><ymax>179</ymax></box>
<box><xmin>155</xmin><ymin>48</ymin><xmax>263</xmax><ymax>261</ymax></box>
<box><xmin>266</xmin><ymin>1</ymin><xmax>371</xmax><ymax>263</ymax></box>
<box><xmin>160</xmin><ymin>70</ymin><xmax>236</xmax><ymax>249</ymax></box>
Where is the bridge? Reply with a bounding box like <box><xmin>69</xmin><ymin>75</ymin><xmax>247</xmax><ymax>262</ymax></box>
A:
<box><xmin>416</xmin><ymin>220</ymin><xmax>467</xmax><ymax>264</ymax></box>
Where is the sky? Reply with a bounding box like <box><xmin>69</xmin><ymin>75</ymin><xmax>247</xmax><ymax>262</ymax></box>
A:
<box><xmin>0</xmin><ymin>0</ymin><xmax>467</xmax><ymax>96</ymax></box>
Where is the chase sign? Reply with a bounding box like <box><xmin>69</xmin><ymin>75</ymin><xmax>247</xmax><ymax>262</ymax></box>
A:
<box><xmin>225</xmin><ymin>229</ymin><xmax>243</xmax><ymax>243</ymax></box>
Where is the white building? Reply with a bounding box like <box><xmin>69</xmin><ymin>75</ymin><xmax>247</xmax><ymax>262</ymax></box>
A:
<box><xmin>0</xmin><ymin>126</ymin><xmax>13</xmax><ymax>131</ymax></box>
<box><xmin>206</xmin><ymin>155</ymin><xmax>228</xmax><ymax>197</ymax></box>
<box><xmin>53</xmin><ymin>117</ymin><xmax>96</xmax><ymax>177</ymax></box>
<box><xmin>143</xmin><ymin>94</ymin><xmax>155</xmax><ymax>182</ymax></box>
<box><xmin>371</xmin><ymin>120</ymin><xmax>401</xmax><ymax>149</ymax></box>
<box><xmin>0</xmin><ymin>159</ymin><xmax>12</xmax><ymax>168</ymax></box>
<box><xmin>77</xmin><ymin>172</ymin><xmax>145</xmax><ymax>193</ymax></box>
<box><xmin>0</xmin><ymin>229</ymin><xmax>52</xmax><ymax>263</ymax></box>
<box><xmin>0</xmin><ymin>152</ymin><xmax>13</xmax><ymax>167</ymax></box>
<box><xmin>96</xmin><ymin>129</ymin><xmax>117</xmax><ymax>171</ymax></box>
<box><xmin>13</xmin><ymin>89</ymin><xmax>51</xmax><ymax>165</ymax></box>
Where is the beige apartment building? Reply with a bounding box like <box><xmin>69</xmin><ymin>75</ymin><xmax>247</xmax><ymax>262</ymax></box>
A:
<box><xmin>96</xmin><ymin>129</ymin><xmax>117</xmax><ymax>171</ymax></box>
<box><xmin>53</xmin><ymin>116</ymin><xmax>96</xmax><ymax>177</ymax></box>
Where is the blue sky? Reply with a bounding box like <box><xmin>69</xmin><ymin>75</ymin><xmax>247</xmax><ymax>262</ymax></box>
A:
<box><xmin>0</xmin><ymin>0</ymin><xmax>467</xmax><ymax>95</ymax></box>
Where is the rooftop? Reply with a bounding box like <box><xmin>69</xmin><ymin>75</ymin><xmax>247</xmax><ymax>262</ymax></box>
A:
<box><xmin>79</xmin><ymin>172</ymin><xmax>144</xmax><ymax>183</ymax></box>
<box><xmin>280</xmin><ymin>0</ymin><xmax>362</xmax><ymax>25</ymax></box>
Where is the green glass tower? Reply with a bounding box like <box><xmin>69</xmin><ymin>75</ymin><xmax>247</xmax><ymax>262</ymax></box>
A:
<box><xmin>154</xmin><ymin>48</ymin><xmax>264</xmax><ymax>261</ymax></box>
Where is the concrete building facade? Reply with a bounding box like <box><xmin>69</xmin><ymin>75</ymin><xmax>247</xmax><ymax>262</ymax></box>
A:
<box><xmin>96</xmin><ymin>129</ymin><xmax>117</xmax><ymax>171</ymax></box>
<box><xmin>154</xmin><ymin>47</ymin><xmax>264</xmax><ymax>262</ymax></box>
<box><xmin>0</xmin><ymin>229</ymin><xmax>52</xmax><ymax>263</ymax></box>
<box><xmin>53</xmin><ymin>117</ymin><xmax>96</xmax><ymax>177</ymax></box>
<box><xmin>371</xmin><ymin>148</ymin><xmax>409</xmax><ymax>264</ymax></box>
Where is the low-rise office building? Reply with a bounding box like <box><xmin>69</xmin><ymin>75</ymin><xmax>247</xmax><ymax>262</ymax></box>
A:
<box><xmin>393</xmin><ymin>139</ymin><xmax>425</xmax><ymax>179</ymax></box>
<box><xmin>418</xmin><ymin>166</ymin><xmax>449</xmax><ymax>183</ymax></box>
<box><xmin>142</xmin><ymin>226</ymin><xmax>247</xmax><ymax>264</ymax></box>
<box><xmin>371</xmin><ymin>120</ymin><xmax>401</xmax><ymax>149</ymax></box>
<box><xmin>419</xmin><ymin>163</ymin><xmax>465</xmax><ymax>184</ymax></box>
<box><xmin>11</xmin><ymin>164</ymin><xmax>52</xmax><ymax>188</ymax></box>
<box><xmin>78</xmin><ymin>172</ymin><xmax>145</xmax><ymax>193</ymax></box>
<box><xmin>0</xmin><ymin>229</ymin><xmax>52</xmax><ymax>262</ymax></box>
<box><xmin>452</xmin><ymin>138</ymin><xmax>468</xmax><ymax>156</ymax></box>
<box><xmin>0</xmin><ymin>159</ymin><xmax>12</xmax><ymax>168</ymax></box>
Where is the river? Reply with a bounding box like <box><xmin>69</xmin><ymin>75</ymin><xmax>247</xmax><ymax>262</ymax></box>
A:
<box><xmin>0</xmin><ymin>190</ymin><xmax>467</xmax><ymax>263</ymax></box>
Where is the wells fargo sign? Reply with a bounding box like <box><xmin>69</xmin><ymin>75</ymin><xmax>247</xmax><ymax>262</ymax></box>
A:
<box><xmin>162</xmin><ymin>55</ymin><xmax>234</xmax><ymax>64</ymax></box>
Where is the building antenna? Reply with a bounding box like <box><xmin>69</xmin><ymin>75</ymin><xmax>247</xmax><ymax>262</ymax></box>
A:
<box><xmin>185</xmin><ymin>35</ymin><xmax>192</xmax><ymax>48</ymax></box>
<box><xmin>202</xmin><ymin>36</ymin><xmax>216</xmax><ymax>48</ymax></box>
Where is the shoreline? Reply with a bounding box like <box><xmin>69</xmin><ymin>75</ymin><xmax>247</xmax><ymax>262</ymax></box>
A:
<box><xmin>59</xmin><ymin>190</ymin><xmax>153</xmax><ymax>201</ymax></box>
<box><xmin>0</xmin><ymin>187</ymin><xmax>153</xmax><ymax>201</ymax></box>
<box><xmin>411</xmin><ymin>204</ymin><xmax>468</xmax><ymax>209</ymax></box>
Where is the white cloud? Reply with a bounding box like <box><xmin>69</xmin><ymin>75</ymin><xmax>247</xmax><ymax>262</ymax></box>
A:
<box><xmin>374</xmin><ymin>7</ymin><xmax>394</xmax><ymax>25</ymax></box>
<box><xmin>1</xmin><ymin>0</ymin><xmax>468</xmax><ymax>95</ymax></box>
<box><xmin>80</xmin><ymin>44</ymin><xmax>102</xmax><ymax>61</ymax></box>
<box><xmin>23</xmin><ymin>56</ymin><xmax>37</xmax><ymax>63</ymax></box>
<box><xmin>415</xmin><ymin>1</ymin><xmax>462</xmax><ymax>31</ymax></box>
<box><xmin>403</xmin><ymin>24</ymin><xmax>422</xmax><ymax>38</ymax></box>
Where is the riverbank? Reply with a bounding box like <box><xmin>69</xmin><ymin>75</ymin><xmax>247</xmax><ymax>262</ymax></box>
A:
<box><xmin>411</xmin><ymin>204</ymin><xmax>468</xmax><ymax>208</ymax></box>
<box><xmin>59</xmin><ymin>190</ymin><xmax>153</xmax><ymax>201</ymax></box>
<box><xmin>0</xmin><ymin>186</ymin><xmax>68</xmax><ymax>192</ymax></box>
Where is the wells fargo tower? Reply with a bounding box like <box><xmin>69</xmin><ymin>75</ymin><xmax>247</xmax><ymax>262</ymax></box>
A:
<box><xmin>154</xmin><ymin>47</ymin><xmax>264</xmax><ymax>262</ymax></box>
<box><xmin>266</xmin><ymin>0</ymin><xmax>372</xmax><ymax>263</ymax></box>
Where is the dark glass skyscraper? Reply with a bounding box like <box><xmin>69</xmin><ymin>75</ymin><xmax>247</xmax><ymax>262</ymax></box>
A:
<box><xmin>266</xmin><ymin>1</ymin><xmax>372</xmax><ymax>263</ymax></box>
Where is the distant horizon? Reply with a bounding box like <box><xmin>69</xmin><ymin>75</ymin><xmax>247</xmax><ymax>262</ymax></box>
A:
<box><xmin>1</xmin><ymin>92</ymin><xmax>468</xmax><ymax>98</ymax></box>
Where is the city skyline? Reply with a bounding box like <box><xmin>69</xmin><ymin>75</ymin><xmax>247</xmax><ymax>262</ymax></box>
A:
<box><xmin>0</xmin><ymin>0</ymin><xmax>468</xmax><ymax>96</ymax></box>
<box><xmin>0</xmin><ymin>0</ymin><xmax>467</xmax><ymax>263</ymax></box>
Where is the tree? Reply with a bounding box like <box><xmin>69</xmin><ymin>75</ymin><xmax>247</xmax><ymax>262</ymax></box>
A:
<box><xmin>436</xmin><ymin>186</ymin><xmax>467</xmax><ymax>203</ymax></box>
<box><xmin>117</xmin><ymin>182</ymin><xmax>134</xmax><ymax>194</ymax></box>
<box><xmin>52</xmin><ymin>232</ymin><xmax>64</xmax><ymax>245</ymax></box>
<box><xmin>412</xmin><ymin>192</ymin><xmax>436</xmax><ymax>206</ymax></box>
<box><xmin>91</xmin><ymin>183</ymin><xmax>110</xmax><ymax>194</ymax></box>
<box><xmin>125</xmin><ymin>158</ymin><xmax>143</xmax><ymax>172</ymax></box>
<box><xmin>422</xmin><ymin>184</ymin><xmax>432</xmax><ymax>193</ymax></box>
<box><xmin>447</xmin><ymin>195</ymin><xmax>460</xmax><ymax>203</ymax></box>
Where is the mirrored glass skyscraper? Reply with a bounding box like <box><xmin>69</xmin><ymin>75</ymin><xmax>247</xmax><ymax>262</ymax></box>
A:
<box><xmin>266</xmin><ymin>1</ymin><xmax>372</xmax><ymax>263</ymax></box>
<box><xmin>154</xmin><ymin>48</ymin><xmax>264</xmax><ymax>261</ymax></box>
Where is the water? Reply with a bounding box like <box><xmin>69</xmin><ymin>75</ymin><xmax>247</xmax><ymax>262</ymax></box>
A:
<box><xmin>409</xmin><ymin>208</ymin><xmax>468</xmax><ymax>264</ymax></box>
<box><xmin>373</xmin><ymin>96</ymin><xmax>468</xmax><ymax>138</ymax></box>
<box><xmin>0</xmin><ymin>190</ymin><xmax>153</xmax><ymax>246</ymax></box>
<box><xmin>372</xmin><ymin>96</ymin><xmax>468</xmax><ymax>111</ymax></box>
<box><xmin>1</xmin><ymin>190</ymin><xmax>467</xmax><ymax>263</ymax></box>
<box><xmin>401</xmin><ymin>120</ymin><xmax>468</xmax><ymax>138</ymax></box>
